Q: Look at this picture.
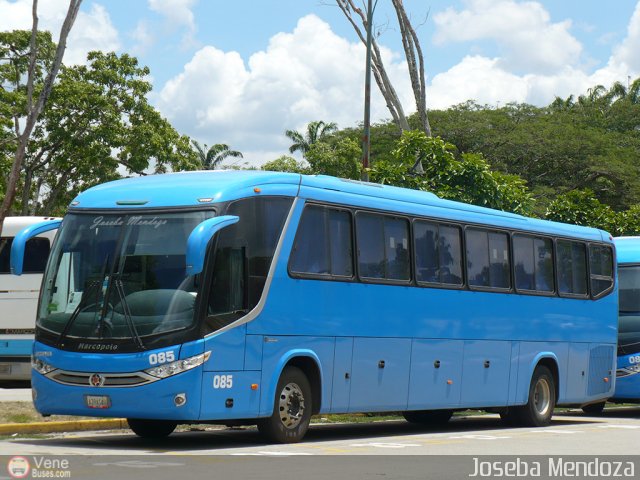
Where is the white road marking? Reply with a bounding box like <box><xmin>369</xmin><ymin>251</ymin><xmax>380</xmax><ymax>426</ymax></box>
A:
<box><xmin>349</xmin><ymin>442</ymin><xmax>422</xmax><ymax>448</ymax></box>
<box><xmin>448</xmin><ymin>434</ymin><xmax>511</xmax><ymax>440</ymax></box>
<box><xmin>230</xmin><ymin>451</ymin><xmax>313</xmax><ymax>456</ymax></box>
<box><xmin>597</xmin><ymin>425</ymin><xmax>640</xmax><ymax>429</ymax></box>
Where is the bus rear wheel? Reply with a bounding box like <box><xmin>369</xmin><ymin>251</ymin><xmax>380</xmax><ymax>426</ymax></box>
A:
<box><xmin>257</xmin><ymin>366</ymin><xmax>312</xmax><ymax>443</ymax></box>
<box><xmin>402</xmin><ymin>409</ymin><xmax>453</xmax><ymax>425</ymax></box>
<box><xmin>127</xmin><ymin>419</ymin><xmax>177</xmax><ymax>438</ymax></box>
<box><xmin>513</xmin><ymin>365</ymin><xmax>556</xmax><ymax>427</ymax></box>
<box><xmin>582</xmin><ymin>401</ymin><xmax>606</xmax><ymax>415</ymax></box>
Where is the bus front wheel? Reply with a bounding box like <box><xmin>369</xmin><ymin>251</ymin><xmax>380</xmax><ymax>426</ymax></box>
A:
<box><xmin>127</xmin><ymin>419</ymin><xmax>177</xmax><ymax>438</ymax></box>
<box><xmin>513</xmin><ymin>365</ymin><xmax>556</xmax><ymax>427</ymax></box>
<box><xmin>258</xmin><ymin>366</ymin><xmax>312</xmax><ymax>443</ymax></box>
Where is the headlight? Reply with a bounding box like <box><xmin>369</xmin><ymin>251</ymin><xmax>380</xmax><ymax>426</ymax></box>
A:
<box><xmin>32</xmin><ymin>358</ymin><xmax>56</xmax><ymax>375</ymax></box>
<box><xmin>144</xmin><ymin>351</ymin><xmax>211</xmax><ymax>379</ymax></box>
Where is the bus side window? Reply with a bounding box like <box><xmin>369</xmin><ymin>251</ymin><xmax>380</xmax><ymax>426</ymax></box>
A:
<box><xmin>589</xmin><ymin>244</ymin><xmax>614</xmax><ymax>297</ymax></box>
<box><xmin>414</xmin><ymin>221</ymin><xmax>462</xmax><ymax>286</ymax></box>
<box><xmin>356</xmin><ymin>213</ymin><xmax>410</xmax><ymax>282</ymax></box>
<box><xmin>290</xmin><ymin>206</ymin><xmax>329</xmax><ymax>275</ymax></box>
<box><xmin>557</xmin><ymin>240</ymin><xmax>588</xmax><ymax>296</ymax></box>
<box><xmin>0</xmin><ymin>237</ymin><xmax>50</xmax><ymax>274</ymax></box>
<box><xmin>514</xmin><ymin>235</ymin><xmax>554</xmax><ymax>293</ymax></box>
<box><xmin>466</xmin><ymin>229</ymin><xmax>510</xmax><ymax>290</ymax></box>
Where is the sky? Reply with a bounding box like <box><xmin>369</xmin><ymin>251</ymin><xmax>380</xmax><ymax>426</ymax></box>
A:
<box><xmin>2</xmin><ymin>0</ymin><xmax>640</xmax><ymax>166</ymax></box>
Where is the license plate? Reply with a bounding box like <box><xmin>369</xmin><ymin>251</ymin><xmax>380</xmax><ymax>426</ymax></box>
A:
<box><xmin>85</xmin><ymin>395</ymin><xmax>111</xmax><ymax>409</ymax></box>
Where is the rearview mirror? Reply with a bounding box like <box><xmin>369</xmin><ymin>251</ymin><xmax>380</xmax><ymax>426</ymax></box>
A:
<box><xmin>186</xmin><ymin>215</ymin><xmax>239</xmax><ymax>276</ymax></box>
<box><xmin>11</xmin><ymin>219</ymin><xmax>62</xmax><ymax>276</ymax></box>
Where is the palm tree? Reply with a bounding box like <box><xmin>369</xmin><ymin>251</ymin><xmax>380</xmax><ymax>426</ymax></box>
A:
<box><xmin>285</xmin><ymin>121</ymin><xmax>338</xmax><ymax>156</ymax></box>
<box><xmin>191</xmin><ymin>140</ymin><xmax>243</xmax><ymax>170</ymax></box>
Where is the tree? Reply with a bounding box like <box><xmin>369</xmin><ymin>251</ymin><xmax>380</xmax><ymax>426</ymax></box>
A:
<box><xmin>335</xmin><ymin>0</ymin><xmax>430</xmax><ymax>134</ymax></box>
<box><xmin>261</xmin><ymin>155</ymin><xmax>310</xmax><ymax>174</ymax></box>
<box><xmin>370</xmin><ymin>131</ymin><xmax>534</xmax><ymax>215</ymax></box>
<box><xmin>2</xmin><ymin>41</ymin><xmax>199</xmax><ymax>215</ymax></box>
<box><xmin>305</xmin><ymin>138</ymin><xmax>361</xmax><ymax>179</ymax></box>
<box><xmin>285</xmin><ymin>120</ymin><xmax>338</xmax><ymax>156</ymax></box>
<box><xmin>0</xmin><ymin>0</ymin><xmax>82</xmax><ymax>231</ymax></box>
<box><xmin>191</xmin><ymin>140</ymin><xmax>243</xmax><ymax>170</ymax></box>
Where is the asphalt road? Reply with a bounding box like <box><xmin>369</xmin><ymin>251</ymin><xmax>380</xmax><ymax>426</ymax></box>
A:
<box><xmin>1</xmin><ymin>410</ymin><xmax>639</xmax><ymax>479</ymax></box>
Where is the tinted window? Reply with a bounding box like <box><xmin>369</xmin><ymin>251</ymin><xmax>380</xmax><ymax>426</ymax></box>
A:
<box><xmin>466</xmin><ymin>229</ymin><xmax>510</xmax><ymax>289</ymax></box>
<box><xmin>589</xmin><ymin>244</ymin><xmax>613</xmax><ymax>297</ymax></box>
<box><xmin>514</xmin><ymin>235</ymin><xmax>554</xmax><ymax>293</ymax></box>
<box><xmin>290</xmin><ymin>206</ymin><xmax>353</xmax><ymax>277</ymax></box>
<box><xmin>414</xmin><ymin>221</ymin><xmax>463</xmax><ymax>285</ymax></box>
<box><xmin>356</xmin><ymin>213</ymin><xmax>410</xmax><ymax>281</ymax></box>
<box><xmin>209</xmin><ymin>197</ymin><xmax>293</xmax><ymax>320</ymax></box>
<box><xmin>0</xmin><ymin>236</ymin><xmax>50</xmax><ymax>274</ymax></box>
<box><xmin>557</xmin><ymin>240</ymin><xmax>588</xmax><ymax>296</ymax></box>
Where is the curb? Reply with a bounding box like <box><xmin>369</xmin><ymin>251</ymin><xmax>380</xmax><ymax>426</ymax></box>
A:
<box><xmin>0</xmin><ymin>419</ymin><xmax>128</xmax><ymax>435</ymax></box>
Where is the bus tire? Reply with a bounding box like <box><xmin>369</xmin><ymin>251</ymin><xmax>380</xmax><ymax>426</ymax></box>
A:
<box><xmin>513</xmin><ymin>365</ymin><xmax>556</xmax><ymax>427</ymax></box>
<box><xmin>257</xmin><ymin>366</ymin><xmax>312</xmax><ymax>443</ymax></box>
<box><xmin>402</xmin><ymin>409</ymin><xmax>453</xmax><ymax>425</ymax></box>
<box><xmin>127</xmin><ymin>419</ymin><xmax>177</xmax><ymax>438</ymax></box>
<box><xmin>582</xmin><ymin>401</ymin><xmax>606</xmax><ymax>415</ymax></box>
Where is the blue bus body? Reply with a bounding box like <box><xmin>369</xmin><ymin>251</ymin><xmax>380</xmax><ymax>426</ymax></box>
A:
<box><xmin>17</xmin><ymin>171</ymin><xmax>617</xmax><ymax>441</ymax></box>
<box><xmin>612</xmin><ymin>237</ymin><xmax>640</xmax><ymax>402</ymax></box>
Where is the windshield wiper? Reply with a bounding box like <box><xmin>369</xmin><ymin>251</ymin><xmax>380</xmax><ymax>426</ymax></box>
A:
<box><xmin>56</xmin><ymin>280</ymin><xmax>102</xmax><ymax>348</ymax></box>
<box><xmin>113</xmin><ymin>279</ymin><xmax>145</xmax><ymax>350</ymax></box>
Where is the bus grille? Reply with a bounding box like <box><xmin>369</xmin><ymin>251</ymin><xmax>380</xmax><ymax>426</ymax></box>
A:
<box><xmin>47</xmin><ymin>370</ymin><xmax>158</xmax><ymax>387</ymax></box>
<box><xmin>587</xmin><ymin>346</ymin><xmax>614</xmax><ymax>396</ymax></box>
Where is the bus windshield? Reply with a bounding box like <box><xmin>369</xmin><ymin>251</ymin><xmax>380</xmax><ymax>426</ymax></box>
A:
<box><xmin>38</xmin><ymin>211</ymin><xmax>213</xmax><ymax>345</ymax></box>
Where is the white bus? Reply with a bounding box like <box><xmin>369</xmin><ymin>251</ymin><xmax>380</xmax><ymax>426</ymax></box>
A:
<box><xmin>0</xmin><ymin>217</ymin><xmax>58</xmax><ymax>382</ymax></box>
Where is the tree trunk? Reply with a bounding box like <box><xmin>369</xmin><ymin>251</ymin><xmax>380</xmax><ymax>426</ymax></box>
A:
<box><xmin>335</xmin><ymin>0</ymin><xmax>431</xmax><ymax>136</ymax></box>
<box><xmin>336</xmin><ymin>0</ymin><xmax>410</xmax><ymax>132</ymax></box>
<box><xmin>0</xmin><ymin>0</ymin><xmax>82</xmax><ymax>232</ymax></box>
<box><xmin>391</xmin><ymin>0</ymin><xmax>431</xmax><ymax>136</ymax></box>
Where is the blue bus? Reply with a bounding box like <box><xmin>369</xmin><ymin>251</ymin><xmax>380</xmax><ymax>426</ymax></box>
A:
<box><xmin>602</xmin><ymin>237</ymin><xmax>640</xmax><ymax>408</ymax></box>
<box><xmin>11</xmin><ymin>171</ymin><xmax>617</xmax><ymax>442</ymax></box>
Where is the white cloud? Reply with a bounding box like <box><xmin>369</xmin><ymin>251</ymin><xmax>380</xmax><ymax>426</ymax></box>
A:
<box><xmin>147</xmin><ymin>0</ymin><xmax>197</xmax><ymax>48</ymax></box>
<box><xmin>0</xmin><ymin>0</ymin><xmax>120</xmax><ymax>65</ymax></box>
<box><xmin>156</xmin><ymin>14</ymin><xmax>410</xmax><ymax>165</ymax></box>
<box><xmin>433</xmin><ymin>0</ymin><xmax>583</xmax><ymax>75</ymax></box>
<box><xmin>606</xmin><ymin>1</ymin><xmax>640</xmax><ymax>75</ymax></box>
<box><xmin>427</xmin><ymin>0</ymin><xmax>640</xmax><ymax>108</ymax></box>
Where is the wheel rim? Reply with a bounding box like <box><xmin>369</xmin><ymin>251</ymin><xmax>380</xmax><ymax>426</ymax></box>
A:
<box><xmin>533</xmin><ymin>377</ymin><xmax>551</xmax><ymax>416</ymax></box>
<box><xmin>278</xmin><ymin>382</ymin><xmax>305</xmax><ymax>429</ymax></box>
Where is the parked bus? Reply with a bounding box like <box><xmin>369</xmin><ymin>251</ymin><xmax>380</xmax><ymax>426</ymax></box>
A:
<box><xmin>0</xmin><ymin>217</ymin><xmax>58</xmax><ymax>382</ymax></box>
<box><xmin>12</xmin><ymin>172</ymin><xmax>617</xmax><ymax>442</ymax></box>
<box><xmin>598</xmin><ymin>237</ymin><xmax>640</xmax><ymax>409</ymax></box>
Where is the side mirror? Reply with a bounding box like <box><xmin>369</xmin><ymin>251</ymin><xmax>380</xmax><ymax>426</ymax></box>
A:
<box><xmin>11</xmin><ymin>219</ymin><xmax>62</xmax><ymax>276</ymax></box>
<box><xmin>186</xmin><ymin>215</ymin><xmax>239</xmax><ymax>276</ymax></box>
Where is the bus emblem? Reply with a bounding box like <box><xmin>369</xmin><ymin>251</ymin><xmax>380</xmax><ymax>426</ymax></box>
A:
<box><xmin>89</xmin><ymin>374</ymin><xmax>105</xmax><ymax>387</ymax></box>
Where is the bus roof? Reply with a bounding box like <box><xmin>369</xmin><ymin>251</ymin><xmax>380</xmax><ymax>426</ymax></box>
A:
<box><xmin>69</xmin><ymin>170</ymin><xmax>609</xmax><ymax>242</ymax></box>
<box><xmin>614</xmin><ymin>237</ymin><xmax>640</xmax><ymax>264</ymax></box>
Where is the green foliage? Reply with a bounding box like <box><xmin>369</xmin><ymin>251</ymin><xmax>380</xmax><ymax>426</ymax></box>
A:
<box><xmin>191</xmin><ymin>140</ymin><xmax>243</xmax><ymax>170</ymax></box>
<box><xmin>285</xmin><ymin>121</ymin><xmax>338</xmax><ymax>157</ymax></box>
<box><xmin>1</xmin><ymin>30</ymin><xmax>199</xmax><ymax>215</ymax></box>
<box><xmin>430</xmin><ymin>88</ymin><xmax>640</xmax><ymax>211</ymax></box>
<box><xmin>305</xmin><ymin>138</ymin><xmax>361</xmax><ymax>179</ymax></box>
<box><xmin>546</xmin><ymin>189</ymin><xmax>640</xmax><ymax>236</ymax></box>
<box><xmin>261</xmin><ymin>155</ymin><xmax>310</xmax><ymax>174</ymax></box>
<box><xmin>369</xmin><ymin>131</ymin><xmax>534</xmax><ymax>215</ymax></box>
